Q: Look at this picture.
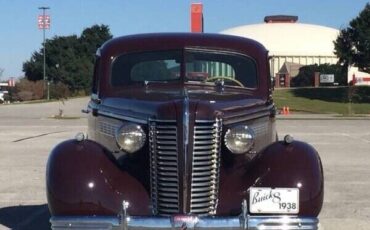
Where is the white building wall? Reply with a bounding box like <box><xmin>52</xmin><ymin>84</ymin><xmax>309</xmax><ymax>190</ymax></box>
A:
<box><xmin>269</xmin><ymin>55</ymin><xmax>338</xmax><ymax>77</ymax></box>
<box><xmin>222</xmin><ymin>22</ymin><xmax>340</xmax><ymax>78</ymax></box>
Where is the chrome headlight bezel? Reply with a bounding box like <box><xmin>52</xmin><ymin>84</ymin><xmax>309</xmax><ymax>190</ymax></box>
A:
<box><xmin>224</xmin><ymin>125</ymin><xmax>255</xmax><ymax>154</ymax></box>
<box><xmin>115</xmin><ymin>123</ymin><xmax>146</xmax><ymax>154</ymax></box>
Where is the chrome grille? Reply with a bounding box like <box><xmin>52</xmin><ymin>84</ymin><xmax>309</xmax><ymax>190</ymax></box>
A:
<box><xmin>149</xmin><ymin>119</ymin><xmax>222</xmax><ymax>216</ymax></box>
<box><xmin>251</xmin><ymin>122</ymin><xmax>268</xmax><ymax>138</ymax></box>
<box><xmin>149</xmin><ymin>120</ymin><xmax>179</xmax><ymax>215</ymax></box>
<box><xmin>190</xmin><ymin>119</ymin><xmax>222</xmax><ymax>215</ymax></box>
<box><xmin>99</xmin><ymin>121</ymin><xmax>118</xmax><ymax>137</ymax></box>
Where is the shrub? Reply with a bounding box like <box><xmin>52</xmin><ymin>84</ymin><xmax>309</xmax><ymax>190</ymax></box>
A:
<box><xmin>291</xmin><ymin>86</ymin><xmax>370</xmax><ymax>103</ymax></box>
<box><xmin>49</xmin><ymin>82</ymin><xmax>71</xmax><ymax>99</ymax></box>
<box><xmin>291</xmin><ymin>64</ymin><xmax>347</xmax><ymax>87</ymax></box>
<box><xmin>350</xmin><ymin>86</ymin><xmax>370</xmax><ymax>103</ymax></box>
<box><xmin>12</xmin><ymin>78</ymin><xmax>71</xmax><ymax>101</ymax></box>
<box><xmin>14</xmin><ymin>79</ymin><xmax>44</xmax><ymax>100</ymax></box>
<box><xmin>16</xmin><ymin>91</ymin><xmax>34</xmax><ymax>101</ymax></box>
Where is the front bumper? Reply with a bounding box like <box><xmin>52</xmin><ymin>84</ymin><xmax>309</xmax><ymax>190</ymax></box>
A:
<box><xmin>51</xmin><ymin>215</ymin><xmax>319</xmax><ymax>230</ymax></box>
<box><xmin>50</xmin><ymin>200</ymin><xmax>319</xmax><ymax>230</ymax></box>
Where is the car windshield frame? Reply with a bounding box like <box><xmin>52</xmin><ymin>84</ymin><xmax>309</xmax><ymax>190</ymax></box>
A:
<box><xmin>110</xmin><ymin>48</ymin><xmax>258</xmax><ymax>89</ymax></box>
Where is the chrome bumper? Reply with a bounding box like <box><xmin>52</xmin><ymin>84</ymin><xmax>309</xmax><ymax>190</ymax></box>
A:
<box><xmin>50</xmin><ymin>200</ymin><xmax>319</xmax><ymax>230</ymax></box>
<box><xmin>51</xmin><ymin>215</ymin><xmax>319</xmax><ymax>230</ymax></box>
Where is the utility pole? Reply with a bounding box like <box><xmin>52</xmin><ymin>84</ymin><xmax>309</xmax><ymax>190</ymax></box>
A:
<box><xmin>38</xmin><ymin>6</ymin><xmax>50</xmax><ymax>100</ymax></box>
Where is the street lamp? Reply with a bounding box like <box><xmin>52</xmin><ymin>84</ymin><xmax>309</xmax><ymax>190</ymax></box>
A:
<box><xmin>38</xmin><ymin>6</ymin><xmax>50</xmax><ymax>100</ymax></box>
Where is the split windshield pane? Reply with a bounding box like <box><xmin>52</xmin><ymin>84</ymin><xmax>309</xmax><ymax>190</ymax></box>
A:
<box><xmin>111</xmin><ymin>49</ymin><xmax>257</xmax><ymax>88</ymax></box>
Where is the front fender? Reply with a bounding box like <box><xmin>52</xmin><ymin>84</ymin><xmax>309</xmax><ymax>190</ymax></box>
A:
<box><xmin>246</xmin><ymin>140</ymin><xmax>324</xmax><ymax>216</ymax></box>
<box><xmin>217</xmin><ymin>140</ymin><xmax>323</xmax><ymax>217</ymax></box>
<box><xmin>46</xmin><ymin>139</ymin><xmax>150</xmax><ymax>216</ymax></box>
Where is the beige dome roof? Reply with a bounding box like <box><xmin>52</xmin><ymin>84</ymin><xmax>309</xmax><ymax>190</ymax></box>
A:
<box><xmin>221</xmin><ymin>23</ymin><xmax>339</xmax><ymax>56</ymax></box>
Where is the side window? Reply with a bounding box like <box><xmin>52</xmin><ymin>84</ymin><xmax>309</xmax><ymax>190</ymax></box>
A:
<box><xmin>92</xmin><ymin>56</ymin><xmax>100</xmax><ymax>94</ymax></box>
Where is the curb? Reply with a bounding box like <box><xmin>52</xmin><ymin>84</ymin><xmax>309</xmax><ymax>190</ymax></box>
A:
<box><xmin>277</xmin><ymin>115</ymin><xmax>370</xmax><ymax>120</ymax></box>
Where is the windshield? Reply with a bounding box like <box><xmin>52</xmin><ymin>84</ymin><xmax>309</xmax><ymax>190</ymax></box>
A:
<box><xmin>111</xmin><ymin>49</ymin><xmax>257</xmax><ymax>88</ymax></box>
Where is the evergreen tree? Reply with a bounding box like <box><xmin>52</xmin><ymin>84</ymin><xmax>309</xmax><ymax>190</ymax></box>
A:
<box><xmin>334</xmin><ymin>3</ymin><xmax>370</xmax><ymax>73</ymax></box>
<box><xmin>23</xmin><ymin>24</ymin><xmax>112</xmax><ymax>94</ymax></box>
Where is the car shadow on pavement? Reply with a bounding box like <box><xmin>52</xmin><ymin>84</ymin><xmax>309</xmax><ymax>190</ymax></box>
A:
<box><xmin>0</xmin><ymin>204</ymin><xmax>50</xmax><ymax>230</ymax></box>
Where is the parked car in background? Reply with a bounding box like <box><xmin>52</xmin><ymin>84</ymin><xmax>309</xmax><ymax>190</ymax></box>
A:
<box><xmin>0</xmin><ymin>90</ymin><xmax>8</xmax><ymax>103</ymax></box>
<box><xmin>47</xmin><ymin>33</ymin><xmax>324</xmax><ymax>230</ymax></box>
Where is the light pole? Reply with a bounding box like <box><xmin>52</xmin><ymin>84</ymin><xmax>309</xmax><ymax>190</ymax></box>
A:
<box><xmin>38</xmin><ymin>6</ymin><xmax>50</xmax><ymax>100</ymax></box>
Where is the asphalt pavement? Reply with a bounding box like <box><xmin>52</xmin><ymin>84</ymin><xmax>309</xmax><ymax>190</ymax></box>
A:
<box><xmin>0</xmin><ymin>97</ymin><xmax>369</xmax><ymax>229</ymax></box>
<box><xmin>278</xmin><ymin>118</ymin><xmax>370</xmax><ymax>229</ymax></box>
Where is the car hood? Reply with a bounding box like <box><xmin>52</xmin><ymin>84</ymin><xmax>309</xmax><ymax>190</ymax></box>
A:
<box><xmin>99</xmin><ymin>84</ymin><xmax>270</xmax><ymax>123</ymax></box>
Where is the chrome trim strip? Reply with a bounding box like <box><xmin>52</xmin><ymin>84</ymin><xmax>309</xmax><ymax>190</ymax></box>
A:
<box><xmin>51</xmin><ymin>215</ymin><xmax>319</xmax><ymax>230</ymax></box>
<box><xmin>98</xmin><ymin>110</ymin><xmax>147</xmax><ymax>124</ymax></box>
<box><xmin>149</xmin><ymin>119</ymin><xmax>176</xmax><ymax>123</ymax></box>
<box><xmin>222</xmin><ymin>104</ymin><xmax>274</xmax><ymax>125</ymax></box>
<box><xmin>194</xmin><ymin>119</ymin><xmax>217</xmax><ymax>123</ymax></box>
<box><xmin>149</xmin><ymin>121</ymin><xmax>158</xmax><ymax>215</ymax></box>
<box><xmin>51</xmin><ymin>216</ymin><xmax>120</xmax><ymax>230</ymax></box>
<box><xmin>183</xmin><ymin>91</ymin><xmax>190</xmax><ymax>213</ymax></box>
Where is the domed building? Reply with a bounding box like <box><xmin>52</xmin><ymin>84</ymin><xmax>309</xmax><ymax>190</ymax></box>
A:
<box><xmin>221</xmin><ymin>16</ymin><xmax>339</xmax><ymax>87</ymax></box>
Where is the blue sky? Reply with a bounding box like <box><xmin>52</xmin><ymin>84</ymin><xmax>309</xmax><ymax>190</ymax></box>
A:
<box><xmin>0</xmin><ymin>0</ymin><xmax>369</xmax><ymax>79</ymax></box>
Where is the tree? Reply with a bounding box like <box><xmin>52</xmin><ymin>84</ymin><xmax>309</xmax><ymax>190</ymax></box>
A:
<box><xmin>80</xmin><ymin>24</ymin><xmax>112</xmax><ymax>62</ymax></box>
<box><xmin>23</xmin><ymin>24</ymin><xmax>112</xmax><ymax>94</ymax></box>
<box><xmin>334</xmin><ymin>3</ymin><xmax>370</xmax><ymax>73</ymax></box>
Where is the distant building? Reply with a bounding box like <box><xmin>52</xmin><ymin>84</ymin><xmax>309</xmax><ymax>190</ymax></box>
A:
<box><xmin>0</xmin><ymin>83</ymin><xmax>9</xmax><ymax>102</ymax></box>
<box><xmin>221</xmin><ymin>15</ymin><xmax>339</xmax><ymax>87</ymax></box>
<box><xmin>348</xmin><ymin>67</ymin><xmax>370</xmax><ymax>86</ymax></box>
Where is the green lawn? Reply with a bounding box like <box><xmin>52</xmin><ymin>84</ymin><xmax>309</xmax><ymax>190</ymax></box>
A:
<box><xmin>273</xmin><ymin>88</ymin><xmax>370</xmax><ymax>115</ymax></box>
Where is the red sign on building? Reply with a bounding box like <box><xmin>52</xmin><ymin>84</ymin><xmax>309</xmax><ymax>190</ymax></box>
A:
<box><xmin>38</xmin><ymin>15</ymin><xmax>51</xmax><ymax>29</ymax></box>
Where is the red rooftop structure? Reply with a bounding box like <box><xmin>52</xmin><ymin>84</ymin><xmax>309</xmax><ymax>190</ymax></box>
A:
<box><xmin>191</xmin><ymin>3</ymin><xmax>203</xmax><ymax>33</ymax></box>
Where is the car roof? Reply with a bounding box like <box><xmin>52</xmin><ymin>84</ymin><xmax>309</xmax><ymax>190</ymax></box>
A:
<box><xmin>99</xmin><ymin>33</ymin><xmax>268</xmax><ymax>58</ymax></box>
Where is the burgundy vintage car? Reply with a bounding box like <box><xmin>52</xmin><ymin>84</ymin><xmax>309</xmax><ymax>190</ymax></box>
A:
<box><xmin>46</xmin><ymin>33</ymin><xmax>324</xmax><ymax>229</ymax></box>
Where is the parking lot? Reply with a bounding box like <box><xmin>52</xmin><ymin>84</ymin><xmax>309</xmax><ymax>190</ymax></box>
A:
<box><xmin>0</xmin><ymin>98</ymin><xmax>369</xmax><ymax>229</ymax></box>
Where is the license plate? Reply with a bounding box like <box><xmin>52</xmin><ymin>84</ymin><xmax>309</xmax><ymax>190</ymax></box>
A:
<box><xmin>249</xmin><ymin>187</ymin><xmax>299</xmax><ymax>214</ymax></box>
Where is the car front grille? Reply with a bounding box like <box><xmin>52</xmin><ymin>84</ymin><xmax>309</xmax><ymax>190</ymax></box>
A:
<box><xmin>149</xmin><ymin>120</ymin><xmax>179</xmax><ymax>215</ymax></box>
<box><xmin>190</xmin><ymin>119</ymin><xmax>222</xmax><ymax>215</ymax></box>
<box><xmin>149</xmin><ymin>119</ymin><xmax>222</xmax><ymax>216</ymax></box>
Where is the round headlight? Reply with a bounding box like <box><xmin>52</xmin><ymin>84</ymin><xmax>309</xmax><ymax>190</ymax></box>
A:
<box><xmin>224</xmin><ymin>125</ymin><xmax>255</xmax><ymax>154</ymax></box>
<box><xmin>115</xmin><ymin>124</ymin><xmax>146</xmax><ymax>153</ymax></box>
